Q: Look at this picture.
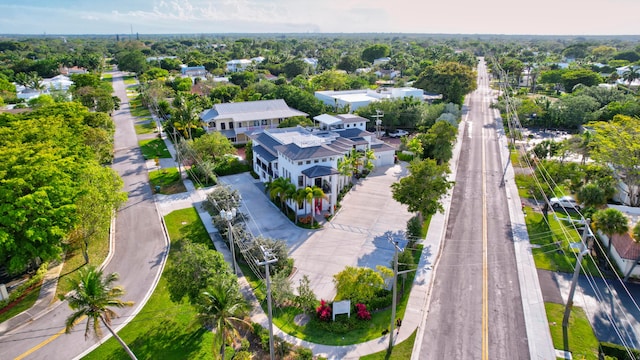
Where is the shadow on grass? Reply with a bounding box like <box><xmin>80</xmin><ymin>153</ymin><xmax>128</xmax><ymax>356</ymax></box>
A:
<box><xmin>103</xmin><ymin>321</ymin><xmax>207</xmax><ymax>360</ymax></box>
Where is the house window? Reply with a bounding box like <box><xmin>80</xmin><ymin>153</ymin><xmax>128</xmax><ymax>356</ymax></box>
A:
<box><xmin>220</xmin><ymin>123</ymin><xmax>226</xmax><ymax>130</ymax></box>
<box><xmin>254</xmin><ymin>120</ymin><xmax>260</xmax><ymax>127</ymax></box>
<box><xmin>306</xmin><ymin>160</ymin><xmax>311</xmax><ymax>164</ymax></box>
<box><xmin>229</xmin><ymin>122</ymin><xmax>234</xmax><ymax>129</ymax></box>
<box><xmin>314</xmin><ymin>159</ymin><xmax>319</xmax><ymax>163</ymax></box>
<box><xmin>209</xmin><ymin>122</ymin><xmax>216</xmax><ymax>128</ymax></box>
<box><xmin>261</xmin><ymin>119</ymin><xmax>268</xmax><ymax>125</ymax></box>
<box><xmin>360</xmin><ymin>123</ymin><xmax>363</xmax><ymax>127</ymax></box>
<box><xmin>298</xmin><ymin>175</ymin><xmax>303</xmax><ymax>187</ymax></box>
<box><xmin>322</xmin><ymin>158</ymin><xmax>327</xmax><ymax>162</ymax></box>
<box><xmin>298</xmin><ymin>161</ymin><xmax>302</xmax><ymax>165</ymax></box>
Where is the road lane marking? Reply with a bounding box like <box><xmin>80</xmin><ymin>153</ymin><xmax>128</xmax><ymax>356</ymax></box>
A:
<box><xmin>14</xmin><ymin>316</ymin><xmax>86</xmax><ymax>360</ymax></box>
<box><xmin>482</xmin><ymin>127</ymin><xmax>489</xmax><ymax>360</ymax></box>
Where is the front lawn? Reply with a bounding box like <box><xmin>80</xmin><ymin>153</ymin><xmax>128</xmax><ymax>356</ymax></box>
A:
<box><xmin>545</xmin><ymin>302</ymin><xmax>599</xmax><ymax>360</ymax></box>
<box><xmin>134</xmin><ymin>120</ymin><xmax>157</xmax><ymax>135</ymax></box>
<box><xmin>149</xmin><ymin>168</ymin><xmax>186</xmax><ymax>195</ymax></box>
<box><xmin>130</xmin><ymin>97</ymin><xmax>152</xmax><ymax>118</ymax></box>
<box><xmin>101</xmin><ymin>73</ymin><xmax>112</xmax><ymax>82</ymax></box>
<box><xmin>139</xmin><ymin>138</ymin><xmax>171</xmax><ymax>159</ymax></box>
<box><xmin>360</xmin><ymin>330</ymin><xmax>416</xmax><ymax>360</ymax></box>
<box><xmin>123</xmin><ymin>75</ymin><xmax>137</xmax><ymax>85</ymax></box>
<box><xmin>242</xmin><ymin>246</ymin><xmax>423</xmax><ymax>346</ymax></box>
<box><xmin>525</xmin><ymin>207</ymin><xmax>598</xmax><ymax>274</ymax></box>
<box><xmin>84</xmin><ymin>208</ymin><xmax>214</xmax><ymax>360</ymax></box>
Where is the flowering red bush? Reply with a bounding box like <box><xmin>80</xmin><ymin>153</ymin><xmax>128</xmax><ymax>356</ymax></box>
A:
<box><xmin>316</xmin><ymin>299</ymin><xmax>332</xmax><ymax>322</ymax></box>
<box><xmin>355</xmin><ymin>303</ymin><xmax>371</xmax><ymax>321</ymax></box>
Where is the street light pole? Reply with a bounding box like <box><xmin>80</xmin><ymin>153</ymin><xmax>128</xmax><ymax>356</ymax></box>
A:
<box><xmin>388</xmin><ymin>240</ymin><xmax>401</xmax><ymax>353</ymax></box>
<box><xmin>257</xmin><ymin>246</ymin><xmax>278</xmax><ymax>360</ymax></box>
<box><xmin>220</xmin><ymin>208</ymin><xmax>238</xmax><ymax>275</ymax></box>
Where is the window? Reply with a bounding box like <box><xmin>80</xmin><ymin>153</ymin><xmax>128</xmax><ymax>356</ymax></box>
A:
<box><xmin>229</xmin><ymin>122</ymin><xmax>234</xmax><ymax>129</ymax></box>
<box><xmin>254</xmin><ymin>120</ymin><xmax>260</xmax><ymax>127</ymax></box>
<box><xmin>261</xmin><ymin>119</ymin><xmax>268</xmax><ymax>125</ymax></box>
<box><xmin>209</xmin><ymin>122</ymin><xmax>216</xmax><ymax>128</ymax></box>
<box><xmin>220</xmin><ymin>122</ymin><xmax>226</xmax><ymax>130</ymax></box>
<box><xmin>298</xmin><ymin>175</ymin><xmax>304</xmax><ymax>187</ymax></box>
<box><xmin>322</xmin><ymin>158</ymin><xmax>327</xmax><ymax>162</ymax></box>
<box><xmin>298</xmin><ymin>161</ymin><xmax>303</xmax><ymax>165</ymax></box>
<box><xmin>314</xmin><ymin>159</ymin><xmax>319</xmax><ymax>163</ymax></box>
<box><xmin>306</xmin><ymin>160</ymin><xmax>311</xmax><ymax>164</ymax></box>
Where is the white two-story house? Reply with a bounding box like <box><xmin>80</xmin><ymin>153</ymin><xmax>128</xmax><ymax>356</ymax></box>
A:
<box><xmin>200</xmin><ymin>99</ymin><xmax>308</xmax><ymax>144</ymax></box>
<box><xmin>250</xmin><ymin>124</ymin><xmax>395</xmax><ymax>217</ymax></box>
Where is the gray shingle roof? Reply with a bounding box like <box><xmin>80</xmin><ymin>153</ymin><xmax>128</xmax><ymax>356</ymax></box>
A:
<box><xmin>337</xmin><ymin>128</ymin><xmax>370</xmax><ymax>139</ymax></box>
<box><xmin>200</xmin><ymin>99</ymin><xmax>307</xmax><ymax>123</ymax></box>
<box><xmin>253</xmin><ymin>145</ymin><xmax>277</xmax><ymax>163</ymax></box>
<box><xmin>252</xmin><ymin>132</ymin><xmax>281</xmax><ymax>155</ymax></box>
<box><xmin>302</xmin><ymin>165</ymin><xmax>339</xmax><ymax>178</ymax></box>
<box><xmin>275</xmin><ymin>143</ymin><xmax>342</xmax><ymax>161</ymax></box>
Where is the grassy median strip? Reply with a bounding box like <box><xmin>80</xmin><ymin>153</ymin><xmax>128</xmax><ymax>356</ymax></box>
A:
<box><xmin>360</xmin><ymin>330</ymin><xmax>416</xmax><ymax>360</ymax></box>
<box><xmin>149</xmin><ymin>168</ymin><xmax>186</xmax><ymax>195</ymax></box>
<box><xmin>139</xmin><ymin>138</ymin><xmax>171</xmax><ymax>159</ymax></box>
<box><xmin>84</xmin><ymin>207</ymin><xmax>213</xmax><ymax>360</ymax></box>
<box><xmin>545</xmin><ymin>302</ymin><xmax>599</xmax><ymax>360</ymax></box>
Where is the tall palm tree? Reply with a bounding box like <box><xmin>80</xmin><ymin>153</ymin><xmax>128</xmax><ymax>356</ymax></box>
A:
<box><xmin>593</xmin><ymin>208</ymin><xmax>629</xmax><ymax>259</ymax></box>
<box><xmin>65</xmin><ymin>266</ymin><xmax>137</xmax><ymax>360</ymax></box>
<box><xmin>293</xmin><ymin>188</ymin><xmax>308</xmax><ymax>224</ymax></box>
<box><xmin>172</xmin><ymin>93</ymin><xmax>203</xmax><ymax>139</ymax></box>
<box><xmin>337</xmin><ymin>157</ymin><xmax>354</xmax><ymax>188</ymax></box>
<box><xmin>623</xmin><ymin>67</ymin><xmax>639</xmax><ymax>93</ymax></box>
<box><xmin>349</xmin><ymin>148</ymin><xmax>364</xmax><ymax>177</ymax></box>
<box><xmin>303</xmin><ymin>186</ymin><xmax>327</xmax><ymax>227</ymax></box>
<box><xmin>197</xmin><ymin>280</ymin><xmax>250</xmax><ymax>360</ymax></box>
<box><xmin>363</xmin><ymin>148</ymin><xmax>376</xmax><ymax>174</ymax></box>
<box><xmin>268</xmin><ymin>177</ymin><xmax>295</xmax><ymax>214</ymax></box>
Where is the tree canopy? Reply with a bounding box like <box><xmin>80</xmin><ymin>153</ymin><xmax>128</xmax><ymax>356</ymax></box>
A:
<box><xmin>391</xmin><ymin>158</ymin><xmax>453</xmax><ymax>218</ymax></box>
<box><xmin>414</xmin><ymin>61</ymin><xmax>477</xmax><ymax>105</ymax></box>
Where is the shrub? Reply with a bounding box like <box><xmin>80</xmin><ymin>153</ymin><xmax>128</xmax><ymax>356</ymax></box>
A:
<box><xmin>214</xmin><ymin>156</ymin><xmax>250</xmax><ymax>176</ymax></box>
<box><xmin>600</xmin><ymin>341</ymin><xmax>640</xmax><ymax>359</ymax></box>
<box><xmin>406</xmin><ymin>215</ymin><xmax>422</xmax><ymax>242</ymax></box>
<box><xmin>295</xmin><ymin>347</ymin><xmax>314</xmax><ymax>360</ymax></box>
<box><xmin>316</xmin><ymin>299</ymin><xmax>332</xmax><ymax>322</ymax></box>
<box><xmin>355</xmin><ymin>303</ymin><xmax>371</xmax><ymax>320</ymax></box>
<box><xmin>240</xmin><ymin>338</ymin><xmax>250</xmax><ymax>351</ymax></box>
<box><xmin>0</xmin><ymin>262</ymin><xmax>48</xmax><ymax>310</ymax></box>
<box><xmin>367</xmin><ymin>290</ymin><xmax>393</xmax><ymax>311</ymax></box>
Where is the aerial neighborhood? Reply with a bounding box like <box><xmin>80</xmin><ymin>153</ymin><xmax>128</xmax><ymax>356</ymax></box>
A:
<box><xmin>2</xmin><ymin>31</ymin><xmax>640</xmax><ymax>360</ymax></box>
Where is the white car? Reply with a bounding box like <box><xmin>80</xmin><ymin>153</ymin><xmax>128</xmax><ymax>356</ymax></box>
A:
<box><xmin>550</xmin><ymin>196</ymin><xmax>581</xmax><ymax>210</ymax></box>
<box><xmin>388</xmin><ymin>129</ymin><xmax>408</xmax><ymax>138</ymax></box>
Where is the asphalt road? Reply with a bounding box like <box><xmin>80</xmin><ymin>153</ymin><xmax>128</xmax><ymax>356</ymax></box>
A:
<box><xmin>0</xmin><ymin>72</ymin><xmax>169</xmax><ymax>360</ymax></box>
<box><xmin>418</xmin><ymin>59</ymin><xmax>529</xmax><ymax>359</ymax></box>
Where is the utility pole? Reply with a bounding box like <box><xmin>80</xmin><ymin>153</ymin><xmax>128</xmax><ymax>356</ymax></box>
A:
<box><xmin>257</xmin><ymin>246</ymin><xmax>278</xmax><ymax>360</ymax></box>
<box><xmin>388</xmin><ymin>240</ymin><xmax>400</xmax><ymax>353</ymax></box>
<box><xmin>220</xmin><ymin>208</ymin><xmax>238</xmax><ymax>275</ymax></box>
<box><xmin>562</xmin><ymin>219</ymin><xmax>591</xmax><ymax>351</ymax></box>
<box><xmin>373</xmin><ymin>109</ymin><xmax>384</xmax><ymax>138</ymax></box>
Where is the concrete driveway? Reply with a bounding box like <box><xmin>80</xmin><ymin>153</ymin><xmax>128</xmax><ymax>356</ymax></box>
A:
<box><xmin>222</xmin><ymin>163</ymin><xmax>413</xmax><ymax>301</ymax></box>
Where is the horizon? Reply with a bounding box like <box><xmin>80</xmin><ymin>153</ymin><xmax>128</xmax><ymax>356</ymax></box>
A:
<box><xmin>1</xmin><ymin>0</ymin><xmax>640</xmax><ymax>37</ymax></box>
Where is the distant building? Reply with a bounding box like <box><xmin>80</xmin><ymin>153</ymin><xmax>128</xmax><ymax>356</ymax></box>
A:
<box><xmin>226</xmin><ymin>59</ymin><xmax>252</xmax><ymax>73</ymax></box>
<box><xmin>315</xmin><ymin>87</ymin><xmax>426</xmax><ymax>112</ymax></box>
<box><xmin>373</xmin><ymin>57</ymin><xmax>391</xmax><ymax>66</ymax></box>
<box><xmin>180</xmin><ymin>65</ymin><xmax>207</xmax><ymax>77</ymax></box>
<box><xmin>15</xmin><ymin>74</ymin><xmax>73</xmax><ymax>101</ymax></box>
<box><xmin>200</xmin><ymin>99</ymin><xmax>307</xmax><ymax>144</ymax></box>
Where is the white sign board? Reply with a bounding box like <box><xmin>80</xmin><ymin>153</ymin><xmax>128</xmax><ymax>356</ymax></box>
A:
<box><xmin>332</xmin><ymin>300</ymin><xmax>351</xmax><ymax>321</ymax></box>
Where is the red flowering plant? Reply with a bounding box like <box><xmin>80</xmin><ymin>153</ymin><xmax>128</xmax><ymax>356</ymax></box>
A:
<box><xmin>316</xmin><ymin>299</ymin><xmax>332</xmax><ymax>322</ymax></box>
<box><xmin>355</xmin><ymin>303</ymin><xmax>371</xmax><ymax>321</ymax></box>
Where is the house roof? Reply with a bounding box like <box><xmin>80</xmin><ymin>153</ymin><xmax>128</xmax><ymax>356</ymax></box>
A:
<box><xmin>251</xmin><ymin>132</ymin><xmax>282</xmax><ymax>155</ymax></box>
<box><xmin>314</xmin><ymin>114</ymin><xmax>342</xmax><ymax>126</ymax></box>
<box><xmin>200</xmin><ymin>99</ymin><xmax>308</xmax><ymax>123</ymax></box>
<box><xmin>337</xmin><ymin>128</ymin><xmax>369</xmax><ymax>139</ymax></box>
<box><xmin>611</xmin><ymin>232</ymin><xmax>640</xmax><ymax>260</ymax></box>
<box><xmin>253</xmin><ymin>144</ymin><xmax>277</xmax><ymax>163</ymax></box>
<box><xmin>302</xmin><ymin>165</ymin><xmax>339</xmax><ymax>178</ymax></box>
<box><xmin>275</xmin><ymin>143</ymin><xmax>342</xmax><ymax>161</ymax></box>
<box><xmin>336</xmin><ymin>114</ymin><xmax>369</xmax><ymax>123</ymax></box>
<box><xmin>370</xmin><ymin>142</ymin><xmax>396</xmax><ymax>153</ymax></box>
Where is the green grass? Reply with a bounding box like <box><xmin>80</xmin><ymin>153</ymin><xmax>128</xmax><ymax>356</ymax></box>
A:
<box><xmin>101</xmin><ymin>73</ymin><xmax>112</xmax><ymax>82</ymax></box>
<box><xmin>149</xmin><ymin>168</ymin><xmax>186</xmax><ymax>195</ymax></box>
<box><xmin>545</xmin><ymin>302</ymin><xmax>599</xmax><ymax>360</ymax></box>
<box><xmin>129</xmin><ymin>97</ymin><xmax>152</xmax><ymax>118</ymax></box>
<box><xmin>123</xmin><ymin>75</ymin><xmax>137</xmax><ymax>85</ymax></box>
<box><xmin>0</xmin><ymin>285</ymin><xmax>42</xmax><ymax>323</ymax></box>
<box><xmin>242</xmin><ymin>246</ymin><xmax>423</xmax><ymax>346</ymax></box>
<box><xmin>84</xmin><ymin>208</ymin><xmax>214</xmax><ymax>360</ymax></box>
<box><xmin>525</xmin><ymin>207</ymin><xmax>598</xmax><ymax>274</ymax></box>
<box><xmin>359</xmin><ymin>330</ymin><xmax>416</xmax><ymax>360</ymax></box>
<box><xmin>139</xmin><ymin>138</ymin><xmax>171</xmax><ymax>159</ymax></box>
<box><xmin>134</xmin><ymin>120</ymin><xmax>157</xmax><ymax>135</ymax></box>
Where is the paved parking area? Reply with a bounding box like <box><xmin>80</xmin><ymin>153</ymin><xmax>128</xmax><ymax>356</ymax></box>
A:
<box><xmin>221</xmin><ymin>163</ymin><xmax>413</xmax><ymax>300</ymax></box>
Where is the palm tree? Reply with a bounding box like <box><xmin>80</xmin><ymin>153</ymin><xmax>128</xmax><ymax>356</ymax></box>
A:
<box><xmin>593</xmin><ymin>208</ymin><xmax>629</xmax><ymax>259</ymax></box>
<box><xmin>349</xmin><ymin>148</ymin><xmax>364</xmax><ymax>177</ymax></box>
<box><xmin>172</xmin><ymin>93</ymin><xmax>203</xmax><ymax>139</ymax></box>
<box><xmin>197</xmin><ymin>280</ymin><xmax>250</xmax><ymax>360</ymax></box>
<box><xmin>303</xmin><ymin>186</ymin><xmax>327</xmax><ymax>227</ymax></box>
<box><xmin>623</xmin><ymin>67</ymin><xmax>639</xmax><ymax>93</ymax></box>
<box><xmin>293</xmin><ymin>187</ymin><xmax>307</xmax><ymax>224</ymax></box>
<box><xmin>65</xmin><ymin>266</ymin><xmax>137</xmax><ymax>360</ymax></box>
<box><xmin>363</xmin><ymin>148</ymin><xmax>376</xmax><ymax>174</ymax></box>
<box><xmin>268</xmin><ymin>177</ymin><xmax>295</xmax><ymax>214</ymax></box>
<box><xmin>337</xmin><ymin>157</ymin><xmax>354</xmax><ymax>188</ymax></box>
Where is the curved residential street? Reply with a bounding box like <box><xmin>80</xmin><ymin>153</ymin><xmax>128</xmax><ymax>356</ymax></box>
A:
<box><xmin>0</xmin><ymin>72</ymin><xmax>169</xmax><ymax>360</ymax></box>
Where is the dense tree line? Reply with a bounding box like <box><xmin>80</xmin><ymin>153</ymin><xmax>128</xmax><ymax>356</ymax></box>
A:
<box><xmin>0</xmin><ymin>102</ymin><xmax>126</xmax><ymax>273</ymax></box>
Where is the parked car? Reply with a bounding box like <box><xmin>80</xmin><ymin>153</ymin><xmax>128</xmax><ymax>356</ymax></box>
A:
<box><xmin>550</xmin><ymin>196</ymin><xmax>581</xmax><ymax>210</ymax></box>
<box><xmin>388</xmin><ymin>129</ymin><xmax>408</xmax><ymax>138</ymax></box>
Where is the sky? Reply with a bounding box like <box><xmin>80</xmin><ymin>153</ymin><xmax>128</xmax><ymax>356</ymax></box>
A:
<box><xmin>0</xmin><ymin>0</ymin><xmax>639</xmax><ymax>36</ymax></box>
